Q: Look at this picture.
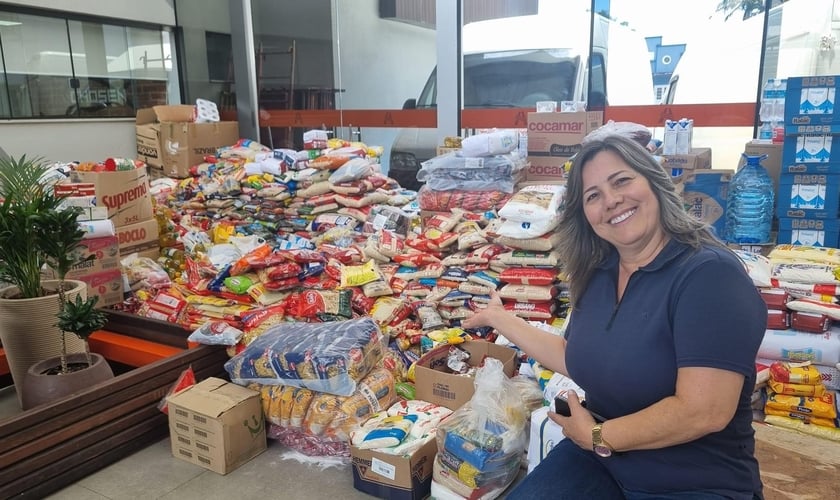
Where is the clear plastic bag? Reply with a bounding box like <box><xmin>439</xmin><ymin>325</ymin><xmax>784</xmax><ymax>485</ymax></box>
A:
<box><xmin>434</xmin><ymin>357</ymin><xmax>526</xmax><ymax>497</ymax></box>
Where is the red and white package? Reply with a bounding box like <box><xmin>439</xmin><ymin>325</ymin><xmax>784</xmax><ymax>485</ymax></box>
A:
<box><xmin>499</xmin><ymin>267</ymin><xmax>557</xmax><ymax>286</ymax></box>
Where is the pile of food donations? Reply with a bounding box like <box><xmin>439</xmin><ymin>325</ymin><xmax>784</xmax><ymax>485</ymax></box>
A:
<box><xmin>42</xmin><ymin>88</ymin><xmax>840</xmax><ymax>499</ymax></box>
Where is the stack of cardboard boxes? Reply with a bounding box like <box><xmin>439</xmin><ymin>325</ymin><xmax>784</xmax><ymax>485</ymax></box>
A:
<box><xmin>62</xmin><ymin>166</ymin><xmax>159</xmax><ymax>306</ymax></box>
<box><xmin>136</xmin><ymin>105</ymin><xmax>240</xmax><ymax>179</ymax></box>
<box><xmin>777</xmin><ymin>75</ymin><xmax>840</xmax><ymax>248</ymax></box>
<box><xmin>523</xmin><ymin>110</ymin><xmax>603</xmax><ymax>184</ymax></box>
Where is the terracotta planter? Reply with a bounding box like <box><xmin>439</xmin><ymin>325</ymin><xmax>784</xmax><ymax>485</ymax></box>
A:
<box><xmin>0</xmin><ymin>280</ymin><xmax>87</xmax><ymax>408</ymax></box>
<box><xmin>20</xmin><ymin>352</ymin><xmax>115</xmax><ymax>410</ymax></box>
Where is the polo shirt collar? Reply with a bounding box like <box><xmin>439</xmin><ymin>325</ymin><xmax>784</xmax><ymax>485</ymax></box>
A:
<box><xmin>596</xmin><ymin>238</ymin><xmax>690</xmax><ymax>272</ymax></box>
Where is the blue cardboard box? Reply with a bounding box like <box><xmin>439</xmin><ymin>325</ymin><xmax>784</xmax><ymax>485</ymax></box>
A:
<box><xmin>776</xmin><ymin>173</ymin><xmax>840</xmax><ymax>219</ymax></box>
<box><xmin>784</xmin><ymin>75</ymin><xmax>840</xmax><ymax>127</ymax></box>
<box><xmin>777</xmin><ymin>217</ymin><xmax>840</xmax><ymax>247</ymax></box>
<box><xmin>781</xmin><ymin>134</ymin><xmax>840</xmax><ymax>167</ymax></box>
<box><xmin>681</xmin><ymin>170</ymin><xmax>731</xmax><ymax>239</ymax></box>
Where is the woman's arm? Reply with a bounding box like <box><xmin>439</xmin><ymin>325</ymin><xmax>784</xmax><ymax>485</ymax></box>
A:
<box><xmin>555</xmin><ymin>366</ymin><xmax>745</xmax><ymax>451</ymax></box>
<box><xmin>461</xmin><ymin>291</ymin><xmax>569</xmax><ymax>376</ymax></box>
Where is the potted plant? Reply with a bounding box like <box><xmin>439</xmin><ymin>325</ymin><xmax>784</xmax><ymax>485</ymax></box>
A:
<box><xmin>0</xmin><ymin>154</ymin><xmax>111</xmax><ymax>409</ymax></box>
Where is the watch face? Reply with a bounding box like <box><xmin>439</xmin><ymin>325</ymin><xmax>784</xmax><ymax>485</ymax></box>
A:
<box><xmin>594</xmin><ymin>445</ymin><xmax>613</xmax><ymax>458</ymax></box>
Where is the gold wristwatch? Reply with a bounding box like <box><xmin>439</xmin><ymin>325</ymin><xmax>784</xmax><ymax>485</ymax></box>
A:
<box><xmin>592</xmin><ymin>423</ymin><xmax>615</xmax><ymax>458</ymax></box>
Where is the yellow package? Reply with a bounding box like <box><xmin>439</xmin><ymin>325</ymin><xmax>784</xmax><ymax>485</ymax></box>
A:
<box><xmin>211</xmin><ymin>223</ymin><xmax>235</xmax><ymax>243</ymax></box>
<box><xmin>277</xmin><ymin>386</ymin><xmax>297</xmax><ymax>428</ymax></box>
<box><xmin>765</xmin><ymin>391</ymin><xmax>837</xmax><ymax>420</ymax></box>
<box><xmin>770</xmin><ymin>361</ymin><xmax>825</xmax><ymax>385</ymax></box>
<box><xmin>341</xmin><ymin>259</ymin><xmax>379</xmax><ymax>288</ymax></box>
<box><xmin>768</xmin><ymin>379</ymin><xmax>827</xmax><ymax>398</ymax></box>
<box><xmin>763</xmin><ymin>407</ymin><xmax>837</xmax><ymax>428</ymax></box>
<box><xmin>764</xmin><ymin>414</ymin><xmax>840</xmax><ymax>442</ymax></box>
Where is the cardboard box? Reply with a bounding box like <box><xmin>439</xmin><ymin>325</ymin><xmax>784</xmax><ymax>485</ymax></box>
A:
<box><xmin>526</xmin><ymin>111</ymin><xmax>603</xmax><ymax>158</ymax></box>
<box><xmin>116</xmin><ymin>218</ymin><xmax>160</xmax><ymax>258</ymax></box>
<box><xmin>682</xmin><ymin>170</ymin><xmax>731</xmax><ymax>239</ymax></box>
<box><xmin>523</xmin><ymin>156</ymin><xmax>570</xmax><ymax>182</ymax></box>
<box><xmin>778</xmin><ymin>217</ymin><xmax>840</xmax><ymax>248</ymax></box>
<box><xmin>727</xmin><ymin>237</ymin><xmax>777</xmax><ymax>257</ymax></box>
<box><xmin>527</xmin><ymin>405</ymin><xmax>565</xmax><ymax>474</ymax></box>
<box><xmin>743</xmin><ymin>141</ymin><xmax>782</xmax><ymax>195</ymax></box>
<box><xmin>661</xmin><ymin>148</ymin><xmax>712</xmax><ymax>176</ymax></box>
<box><xmin>351</xmin><ymin>437</ymin><xmax>437</xmax><ymax>500</ymax></box>
<box><xmin>136</xmin><ymin>105</ymin><xmax>239</xmax><ymax>178</ymax></box>
<box><xmin>68</xmin><ymin>168</ymin><xmax>153</xmax><ymax>228</ymax></box>
<box><xmin>776</xmin><ymin>173</ymin><xmax>840</xmax><ymax>219</ymax></box>
<box><xmin>78</xmin><ymin>269</ymin><xmax>124</xmax><ymax>308</ymax></box>
<box><xmin>43</xmin><ymin>236</ymin><xmax>120</xmax><ymax>279</ymax></box>
<box><xmin>414</xmin><ymin>341</ymin><xmax>517</xmax><ymax>410</ymax></box>
<box><xmin>781</xmin><ymin>133</ymin><xmax>840</xmax><ymax>171</ymax></box>
<box><xmin>784</xmin><ymin>76</ymin><xmax>840</xmax><ymax>126</ymax></box>
<box><xmin>167</xmin><ymin>377</ymin><xmax>266</xmax><ymax>475</ymax></box>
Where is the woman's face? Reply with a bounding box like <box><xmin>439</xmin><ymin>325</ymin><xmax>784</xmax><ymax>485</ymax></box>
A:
<box><xmin>580</xmin><ymin>150</ymin><xmax>662</xmax><ymax>252</ymax></box>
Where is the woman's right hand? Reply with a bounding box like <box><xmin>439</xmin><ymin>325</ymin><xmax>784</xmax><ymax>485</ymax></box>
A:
<box><xmin>461</xmin><ymin>290</ymin><xmax>505</xmax><ymax>330</ymax></box>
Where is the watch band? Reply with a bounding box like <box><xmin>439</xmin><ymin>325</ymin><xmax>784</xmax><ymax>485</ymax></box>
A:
<box><xmin>592</xmin><ymin>423</ymin><xmax>615</xmax><ymax>457</ymax></box>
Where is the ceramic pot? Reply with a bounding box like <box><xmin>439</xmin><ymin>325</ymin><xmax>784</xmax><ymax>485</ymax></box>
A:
<box><xmin>0</xmin><ymin>280</ymin><xmax>87</xmax><ymax>408</ymax></box>
<box><xmin>20</xmin><ymin>352</ymin><xmax>115</xmax><ymax>410</ymax></box>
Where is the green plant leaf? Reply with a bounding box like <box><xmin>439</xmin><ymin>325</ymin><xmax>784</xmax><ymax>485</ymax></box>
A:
<box><xmin>56</xmin><ymin>295</ymin><xmax>108</xmax><ymax>340</ymax></box>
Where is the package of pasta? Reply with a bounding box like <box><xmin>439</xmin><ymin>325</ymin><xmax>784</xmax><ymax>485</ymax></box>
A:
<box><xmin>328</xmin><ymin>368</ymin><xmax>397</xmax><ymax>439</ymax></box>
<box><xmin>283</xmin><ymin>289</ymin><xmax>353</xmax><ymax>320</ymax></box>
<box><xmin>767</xmin><ymin>378</ymin><xmax>827</xmax><ymax>397</ymax></box>
<box><xmin>769</xmin><ymin>361</ymin><xmax>825</xmax><ymax>385</ymax></box>
<box><xmin>765</xmin><ymin>391</ymin><xmax>837</xmax><ymax>420</ymax></box>
<box><xmin>224</xmin><ymin>317</ymin><xmax>386</xmax><ymax>396</ymax></box>
<box><xmin>763</xmin><ymin>407</ymin><xmax>837</xmax><ymax>428</ymax></box>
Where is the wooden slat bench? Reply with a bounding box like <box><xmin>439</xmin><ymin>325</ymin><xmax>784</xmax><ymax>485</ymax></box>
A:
<box><xmin>0</xmin><ymin>342</ymin><xmax>229</xmax><ymax>499</ymax></box>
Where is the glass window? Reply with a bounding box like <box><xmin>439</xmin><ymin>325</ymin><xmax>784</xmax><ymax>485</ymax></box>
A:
<box><xmin>0</xmin><ymin>12</ymin><xmax>73</xmax><ymax>117</ymax></box>
<box><xmin>0</xmin><ymin>8</ymin><xmax>177</xmax><ymax>119</ymax></box>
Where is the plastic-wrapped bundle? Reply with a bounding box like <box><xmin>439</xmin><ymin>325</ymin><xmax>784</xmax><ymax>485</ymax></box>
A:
<box><xmin>417</xmin><ymin>186</ymin><xmax>512</xmax><ymax>211</ymax></box>
<box><xmin>224</xmin><ymin>317</ymin><xmax>386</xmax><ymax>396</ymax></box>
<box><xmin>434</xmin><ymin>358</ymin><xmax>525</xmax><ymax>499</ymax></box>
<box><xmin>417</xmin><ymin>152</ymin><xmax>526</xmax><ymax>193</ymax></box>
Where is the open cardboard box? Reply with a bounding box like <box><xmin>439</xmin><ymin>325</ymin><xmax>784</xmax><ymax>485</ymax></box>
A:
<box><xmin>414</xmin><ymin>341</ymin><xmax>517</xmax><ymax>410</ymax></box>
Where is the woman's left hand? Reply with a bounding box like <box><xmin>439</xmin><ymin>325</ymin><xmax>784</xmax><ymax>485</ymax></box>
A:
<box><xmin>548</xmin><ymin>390</ymin><xmax>598</xmax><ymax>450</ymax></box>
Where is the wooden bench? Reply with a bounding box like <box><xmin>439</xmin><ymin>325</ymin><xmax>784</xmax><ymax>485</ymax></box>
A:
<box><xmin>0</xmin><ymin>321</ymin><xmax>229</xmax><ymax>499</ymax></box>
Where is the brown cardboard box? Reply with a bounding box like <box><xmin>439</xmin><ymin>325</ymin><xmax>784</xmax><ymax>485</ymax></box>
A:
<box><xmin>68</xmin><ymin>168</ymin><xmax>153</xmax><ymax>228</ymax></box>
<box><xmin>167</xmin><ymin>377</ymin><xmax>266</xmax><ymax>475</ymax></box>
<box><xmin>742</xmin><ymin>141</ymin><xmax>783</xmax><ymax>196</ymax></box>
<box><xmin>116</xmin><ymin>218</ymin><xmax>160</xmax><ymax>258</ymax></box>
<box><xmin>136</xmin><ymin>105</ymin><xmax>239</xmax><ymax>178</ymax></box>
<box><xmin>661</xmin><ymin>148</ymin><xmax>712</xmax><ymax>174</ymax></box>
<box><xmin>351</xmin><ymin>437</ymin><xmax>437</xmax><ymax>500</ymax></box>
<box><xmin>526</xmin><ymin>111</ymin><xmax>603</xmax><ymax>156</ymax></box>
<box><xmin>523</xmin><ymin>156</ymin><xmax>570</xmax><ymax>182</ymax></box>
<box><xmin>43</xmin><ymin>236</ymin><xmax>120</xmax><ymax>279</ymax></box>
<box><xmin>78</xmin><ymin>269</ymin><xmax>124</xmax><ymax>308</ymax></box>
<box><xmin>414</xmin><ymin>341</ymin><xmax>517</xmax><ymax>410</ymax></box>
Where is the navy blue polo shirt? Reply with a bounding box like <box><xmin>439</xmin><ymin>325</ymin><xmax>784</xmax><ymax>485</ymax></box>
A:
<box><xmin>564</xmin><ymin>240</ymin><xmax>766</xmax><ymax>497</ymax></box>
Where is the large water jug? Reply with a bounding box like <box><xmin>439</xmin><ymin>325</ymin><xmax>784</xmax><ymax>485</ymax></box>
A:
<box><xmin>724</xmin><ymin>153</ymin><xmax>774</xmax><ymax>243</ymax></box>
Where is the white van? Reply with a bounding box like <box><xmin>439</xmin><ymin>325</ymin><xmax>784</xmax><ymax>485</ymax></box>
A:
<box><xmin>388</xmin><ymin>11</ymin><xmax>656</xmax><ymax>190</ymax></box>
<box><xmin>659</xmin><ymin>0</ymin><xmax>838</xmax><ymax>169</ymax></box>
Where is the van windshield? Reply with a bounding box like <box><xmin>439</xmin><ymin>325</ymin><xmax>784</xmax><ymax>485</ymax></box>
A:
<box><xmin>416</xmin><ymin>49</ymin><xmax>579</xmax><ymax>109</ymax></box>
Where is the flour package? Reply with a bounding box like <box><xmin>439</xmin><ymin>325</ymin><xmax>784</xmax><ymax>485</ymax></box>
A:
<box><xmin>498</xmin><ymin>184</ymin><xmax>566</xmax><ymax>222</ymax></box>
